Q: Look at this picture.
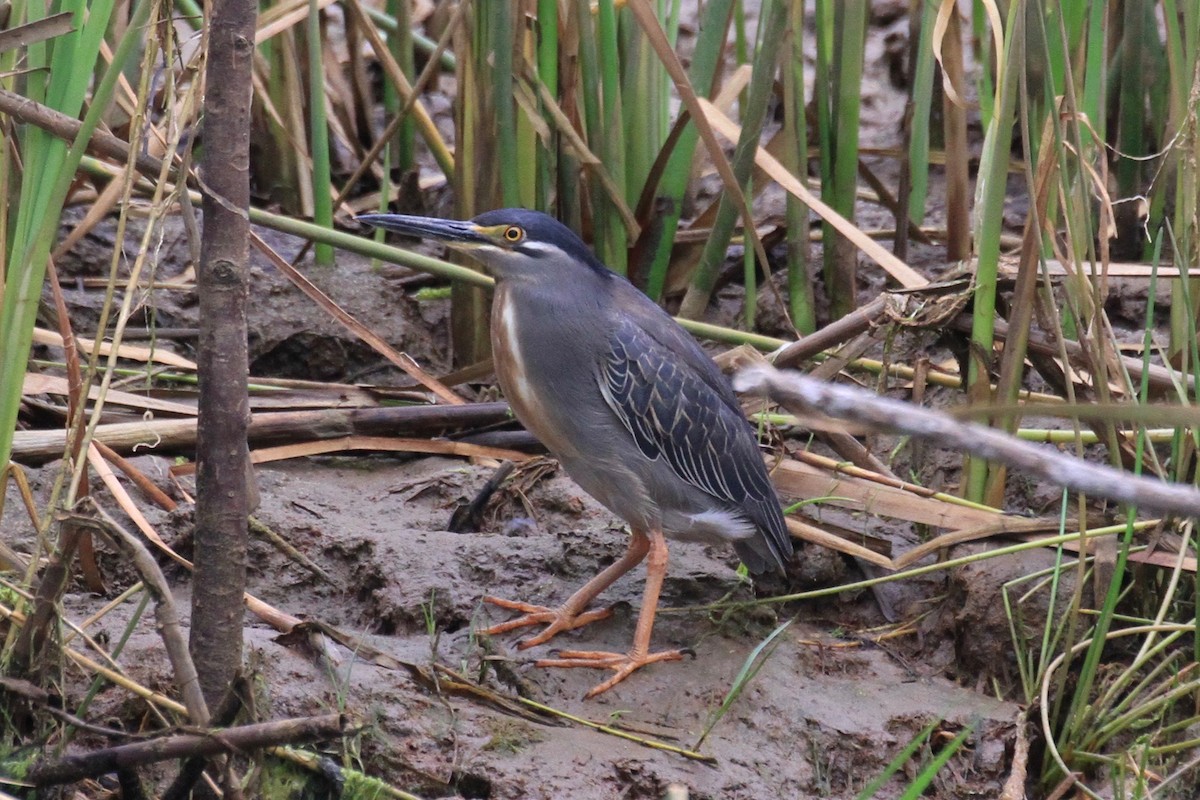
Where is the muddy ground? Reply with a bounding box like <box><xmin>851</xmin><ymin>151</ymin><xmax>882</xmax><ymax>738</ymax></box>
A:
<box><xmin>15</xmin><ymin>445</ymin><xmax>1027</xmax><ymax>799</ymax></box>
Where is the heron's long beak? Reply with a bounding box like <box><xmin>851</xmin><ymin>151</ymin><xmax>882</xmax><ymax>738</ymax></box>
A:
<box><xmin>356</xmin><ymin>213</ymin><xmax>489</xmax><ymax>249</ymax></box>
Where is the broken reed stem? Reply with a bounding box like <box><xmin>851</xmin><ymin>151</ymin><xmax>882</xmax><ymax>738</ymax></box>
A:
<box><xmin>10</xmin><ymin>401</ymin><xmax>515</xmax><ymax>463</ymax></box>
<box><xmin>27</xmin><ymin>713</ymin><xmax>346</xmax><ymax>787</ymax></box>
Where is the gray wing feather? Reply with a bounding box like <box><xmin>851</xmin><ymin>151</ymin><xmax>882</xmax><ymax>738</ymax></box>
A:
<box><xmin>600</xmin><ymin>318</ymin><xmax>792</xmax><ymax>573</ymax></box>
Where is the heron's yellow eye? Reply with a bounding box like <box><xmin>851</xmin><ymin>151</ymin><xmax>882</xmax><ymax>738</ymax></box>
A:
<box><xmin>503</xmin><ymin>225</ymin><xmax>524</xmax><ymax>243</ymax></box>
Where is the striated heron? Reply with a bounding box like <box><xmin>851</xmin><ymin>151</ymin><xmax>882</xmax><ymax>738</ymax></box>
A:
<box><xmin>358</xmin><ymin>208</ymin><xmax>792</xmax><ymax>697</ymax></box>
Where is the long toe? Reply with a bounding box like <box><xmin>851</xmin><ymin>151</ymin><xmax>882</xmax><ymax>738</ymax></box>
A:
<box><xmin>481</xmin><ymin>596</ymin><xmax>613</xmax><ymax>647</ymax></box>
<box><xmin>536</xmin><ymin>648</ymin><xmax>686</xmax><ymax>697</ymax></box>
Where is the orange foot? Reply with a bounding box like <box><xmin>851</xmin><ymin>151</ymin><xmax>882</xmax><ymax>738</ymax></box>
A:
<box><xmin>481</xmin><ymin>596</ymin><xmax>613</xmax><ymax>649</ymax></box>
<box><xmin>537</xmin><ymin>648</ymin><xmax>687</xmax><ymax>698</ymax></box>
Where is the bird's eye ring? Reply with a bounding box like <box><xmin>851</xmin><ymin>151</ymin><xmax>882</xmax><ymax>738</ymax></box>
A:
<box><xmin>503</xmin><ymin>225</ymin><xmax>524</xmax><ymax>243</ymax></box>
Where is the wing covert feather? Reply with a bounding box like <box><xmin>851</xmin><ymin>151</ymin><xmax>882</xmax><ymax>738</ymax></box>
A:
<box><xmin>598</xmin><ymin>318</ymin><xmax>791</xmax><ymax>571</ymax></box>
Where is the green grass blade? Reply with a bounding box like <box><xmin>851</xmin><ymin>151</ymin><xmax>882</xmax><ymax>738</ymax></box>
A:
<box><xmin>0</xmin><ymin>0</ymin><xmax>130</xmax><ymax>472</ymax></box>
<box><xmin>906</xmin><ymin>0</ymin><xmax>938</xmax><ymax>224</ymax></box>
<box><xmin>742</xmin><ymin>208</ymin><xmax>756</xmax><ymax>329</ymax></box>
<box><xmin>973</xmin><ymin>0</ymin><xmax>996</xmax><ymax>127</ymax></box>
<box><xmin>620</xmin><ymin>2</ymin><xmax>665</xmax><ymax>212</ymax></box>
<box><xmin>854</xmin><ymin>718</ymin><xmax>941</xmax><ymax>800</ymax></box>
<box><xmin>897</xmin><ymin>719</ymin><xmax>978</xmax><ymax>800</ymax></box>
<box><xmin>641</xmin><ymin>0</ymin><xmax>735</xmax><ymax>300</ymax></box>
<box><xmin>678</xmin><ymin>0</ymin><xmax>788</xmax><ymax>319</ymax></box>
<box><xmin>1115</xmin><ymin>0</ymin><xmax>1149</xmax><ymax>197</ymax></box>
<box><xmin>694</xmin><ymin>618</ymin><xmax>793</xmax><ymax>750</ymax></box>
<box><xmin>307</xmin><ymin>0</ymin><xmax>334</xmax><ymax>265</ymax></box>
<box><xmin>782</xmin><ymin>0</ymin><xmax>813</xmax><ymax>333</ymax></box>
<box><xmin>1079</xmin><ymin>0</ymin><xmax>1105</xmax><ymax>140</ymax></box>
<box><xmin>361</xmin><ymin>4</ymin><xmax>457</xmax><ymax>71</ymax></box>
<box><xmin>536</xmin><ymin>0</ymin><xmax>559</xmax><ymax>208</ymax></box>
<box><xmin>1055</xmin><ymin>233</ymin><xmax>1167</xmax><ymax>775</ymax></box>
<box><xmin>817</xmin><ymin>0</ymin><xmax>867</xmax><ymax>319</ymax></box>
<box><xmin>963</xmin><ymin>0</ymin><xmax>1021</xmax><ymax>502</ymax></box>
<box><xmin>489</xmin><ymin>0</ymin><xmax>520</xmax><ymax>207</ymax></box>
<box><xmin>384</xmin><ymin>0</ymin><xmax>416</xmax><ymax>173</ymax></box>
<box><xmin>594</xmin><ymin>0</ymin><xmax>627</xmax><ymax>274</ymax></box>
<box><xmin>384</xmin><ymin>0</ymin><xmax>422</xmax><ymax>220</ymax></box>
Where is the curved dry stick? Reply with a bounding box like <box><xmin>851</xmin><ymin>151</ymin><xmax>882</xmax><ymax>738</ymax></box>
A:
<box><xmin>67</xmin><ymin>501</ymin><xmax>210</xmax><ymax>727</ymax></box>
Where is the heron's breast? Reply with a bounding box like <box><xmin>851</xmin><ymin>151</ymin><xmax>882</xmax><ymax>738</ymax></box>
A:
<box><xmin>491</xmin><ymin>287</ymin><xmax>578</xmax><ymax>457</ymax></box>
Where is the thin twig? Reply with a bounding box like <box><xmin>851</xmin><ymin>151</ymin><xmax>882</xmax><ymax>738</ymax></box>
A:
<box><xmin>514</xmin><ymin>697</ymin><xmax>716</xmax><ymax>763</ymax></box>
<box><xmin>249</xmin><ymin>516</ymin><xmax>334</xmax><ymax>584</ymax></box>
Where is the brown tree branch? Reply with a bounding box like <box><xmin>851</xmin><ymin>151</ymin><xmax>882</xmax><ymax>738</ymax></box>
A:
<box><xmin>736</xmin><ymin>364</ymin><xmax>1200</xmax><ymax>518</ymax></box>
<box><xmin>0</xmin><ymin>86</ymin><xmax>171</xmax><ymax>180</ymax></box>
<box><xmin>191</xmin><ymin>0</ymin><xmax>256</xmax><ymax>709</ymax></box>
<box><xmin>28</xmin><ymin>714</ymin><xmax>346</xmax><ymax>787</ymax></box>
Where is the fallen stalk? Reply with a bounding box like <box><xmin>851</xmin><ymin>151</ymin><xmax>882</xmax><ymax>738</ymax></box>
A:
<box><xmin>10</xmin><ymin>402</ymin><xmax>514</xmax><ymax>463</ymax></box>
<box><xmin>27</xmin><ymin>713</ymin><xmax>346</xmax><ymax>787</ymax></box>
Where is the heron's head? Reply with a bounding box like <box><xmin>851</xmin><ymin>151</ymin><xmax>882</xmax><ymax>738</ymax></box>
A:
<box><xmin>357</xmin><ymin>208</ymin><xmax>610</xmax><ymax>282</ymax></box>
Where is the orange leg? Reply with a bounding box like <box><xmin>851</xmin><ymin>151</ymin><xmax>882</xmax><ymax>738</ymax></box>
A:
<box><xmin>482</xmin><ymin>530</ymin><xmax>651</xmax><ymax>649</ymax></box>
<box><xmin>536</xmin><ymin>527</ymin><xmax>685</xmax><ymax>698</ymax></box>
